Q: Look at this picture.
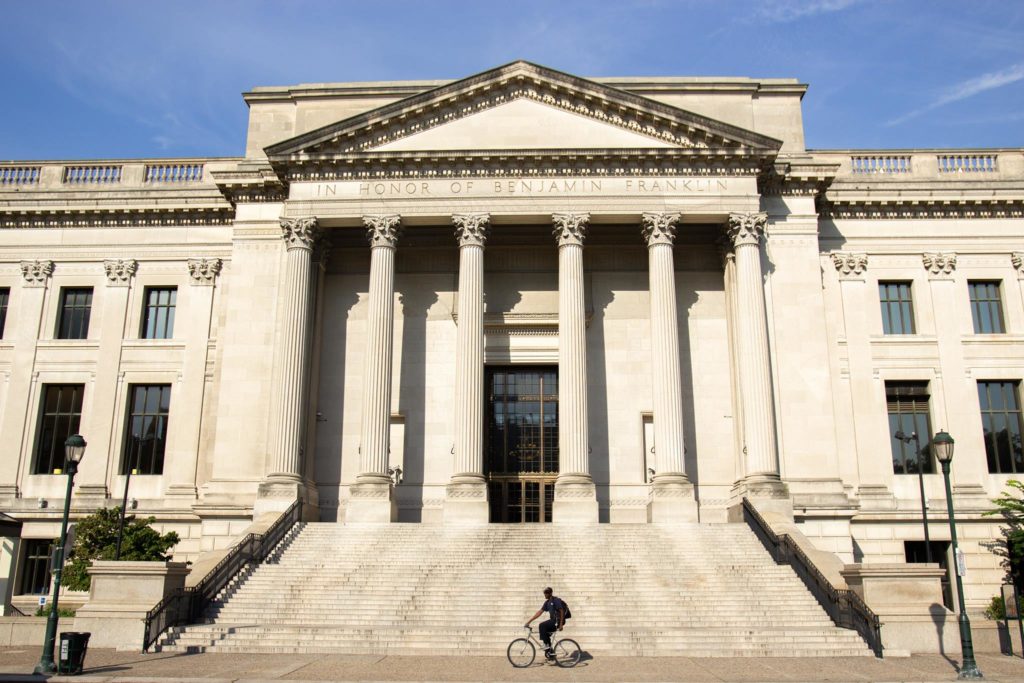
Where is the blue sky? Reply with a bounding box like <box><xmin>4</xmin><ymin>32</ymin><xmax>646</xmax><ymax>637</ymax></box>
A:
<box><xmin>2</xmin><ymin>0</ymin><xmax>1022</xmax><ymax>160</ymax></box>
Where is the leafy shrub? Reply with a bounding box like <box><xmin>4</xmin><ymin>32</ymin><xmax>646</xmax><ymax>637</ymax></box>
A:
<box><xmin>60</xmin><ymin>506</ymin><xmax>179</xmax><ymax>591</ymax></box>
<box><xmin>984</xmin><ymin>594</ymin><xmax>1024</xmax><ymax>620</ymax></box>
<box><xmin>34</xmin><ymin>605</ymin><xmax>76</xmax><ymax>618</ymax></box>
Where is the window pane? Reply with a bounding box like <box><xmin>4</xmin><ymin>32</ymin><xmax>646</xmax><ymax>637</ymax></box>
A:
<box><xmin>880</xmin><ymin>282</ymin><xmax>914</xmax><ymax>335</ymax></box>
<box><xmin>979</xmin><ymin>381</ymin><xmax>1024</xmax><ymax>473</ymax></box>
<box><xmin>57</xmin><ymin>288</ymin><xmax>93</xmax><ymax>339</ymax></box>
<box><xmin>0</xmin><ymin>288</ymin><xmax>9</xmax><ymax>338</ymax></box>
<box><xmin>122</xmin><ymin>385</ymin><xmax>172</xmax><ymax>474</ymax></box>
<box><xmin>141</xmin><ymin>287</ymin><xmax>177</xmax><ymax>339</ymax></box>
<box><xmin>33</xmin><ymin>385</ymin><xmax>85</xmax><ymax>474</ymax></box>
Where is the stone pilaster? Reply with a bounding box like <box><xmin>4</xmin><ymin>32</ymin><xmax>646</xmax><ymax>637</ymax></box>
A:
<box><xmin>724</xmin><ymin>213</ymin><xmax>789</xmax><ymax>508</ymax></box>
<box><xmin>348</xmin><ymin>214</ymin><xmax>402</xmax><ymax>524</ymax></box>
<box><xmin>641</xmin><ymin>212</ymin><xmax>698</xmax><ymax>523</ymax></box>
<box><xmin>444</xmin><ymin>213</ymin><xmax>490</xmax><ymax>525</ymax></box>
<box><xmin>551</xmin><ymin>213</ymin><xmax>598</xmax><ymax>525</ymax></box>
<box><xmin>259</xmin><ymin>217</ymin><xmax>320</xmax><ymax>509</ymax></box>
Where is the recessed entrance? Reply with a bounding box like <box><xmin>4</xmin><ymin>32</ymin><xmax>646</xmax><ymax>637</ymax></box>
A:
<box><xmin>485</xmin><ymin>367</ymin><xmax>558</xmax><ymax>523</ymax></box>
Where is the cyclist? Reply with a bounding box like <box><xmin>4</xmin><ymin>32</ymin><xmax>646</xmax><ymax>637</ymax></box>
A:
<box><xmin>524</xmin><ymin>587</ymin><xmax>565</xmax><ymax>661</ymax></box>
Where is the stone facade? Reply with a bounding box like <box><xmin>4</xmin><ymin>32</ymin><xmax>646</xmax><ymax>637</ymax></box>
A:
<box><xmin>0</xmin><ymin>62</ymin><xmax>1022</xmax><ymax>615</ymax></box>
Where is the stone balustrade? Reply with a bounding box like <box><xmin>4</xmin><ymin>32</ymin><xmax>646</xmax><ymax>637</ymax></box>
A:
<box><xmin>0</xmin><ymin>158</ymin><xmax>239</xmax><ymax>190</ymax></box>
<box><xmin>822</xmin><ymin>149</ymin><xmax>1022</xmax><ymax>180</ymax></box>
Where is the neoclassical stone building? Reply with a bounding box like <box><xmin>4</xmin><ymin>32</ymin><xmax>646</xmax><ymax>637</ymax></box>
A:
<box><xmin>1</xmin><ymin>61</ymin><xmax>1022</xmax><ymax>614</ymax></box>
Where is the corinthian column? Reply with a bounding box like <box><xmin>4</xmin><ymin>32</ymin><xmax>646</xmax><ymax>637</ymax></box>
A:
<box><xmin>347</xmin><ymin>214</ymin><xmax>402</xmax><ymax>524</ymax></box>
<box><xmin>642</xmin><ymin>213</ymin><xmax>698</xmax><ymax>523</ymax></box>
<box><xmin>444</xmin><ymin>214</ymin><xmax>490</xmax><ymax>525</ymax></box>
<box><xmin>263</xmin><ymin>217</ymin><xmax>321</xmax><ymax>501</ymax></box>
<box><xmin>552</xmin><ymin>213</ymin><xmax>598</xmax><ymax>525</ymax></box>
<box><xmin>725</xmin><ymin>213</ymin><xmax>788</xmax><ymax>502</ymax></box>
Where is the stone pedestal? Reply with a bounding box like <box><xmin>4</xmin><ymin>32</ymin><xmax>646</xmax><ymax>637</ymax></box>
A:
<box><xmin>73</xmin><ymin>561</ymin><xmax>189</xmax><ymax>650</ymax></box>
<box><xmin>346</xmin><ymin>475</ymin><xmax>397</xmax><ymax>524</ymax></box>
<box><xmin>841</xmin><ymin>563</ymin><xmax>959</xmax><ymax>656</ymax></box>
<box><xmin>552</xmin><ymin>213</ymin><xmax>598</xmax><ymax>525</ymax></box>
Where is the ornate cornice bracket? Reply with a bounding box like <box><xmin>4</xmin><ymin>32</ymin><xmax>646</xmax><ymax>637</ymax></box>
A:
<box><xmin>641</xmin><ymin>212</ymin><xmax>680</xmax><ymax>247</ymax></box>
<box><xmin>923</xmin><ymin>252</ymin><xmax>957</xmax><ymax>277</ymax></box>
<box><xmin>552</xmin><ymin>212</ymin><xmax>590</xmax><ymax>247</ymax></box>
<box><xmin>188</xmin><ymin>258</ymin><xmax>223</xmax><ymax>286</ymax></box>
<box><xmin>830</xmin><ymin>252</ymin><xmax>868</xmax><ymax>279</ymax></box>
<box><xmin>364</xmin><ymin>214</ymin><xmax>402</xmax><ymax>248</ymax></box>
<box><xmin>103</xmin><ymin>259</ymin><xmax>138</xmax><ymax>286</ymax></box>
<box><xmin>452</xmin><ymin>213</ymin><xmax>491</xmax><ymax>248</ymax></box>
<box><xmin>21</xmin><ymin>260</ymin><xmax>54</xmax><ymax>287</ymax></box>
<box><xmin>725</xmin><ymin>212</ymin><xmax>767</xmax><ymax>248</ymax></box>
<box><xmin>1011</xmin><ymin>252</ymin><xmax>1024</xmax><ymax>279</ymax></box>
<box><xmin>281</xmin><ymin>216</ymin><xmax>321</xmax><ymax>250</ymax></box>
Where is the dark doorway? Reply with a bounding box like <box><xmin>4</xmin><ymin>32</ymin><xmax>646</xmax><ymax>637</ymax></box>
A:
<box><xmin>485</xmin><ymin>367</ymin><xmax>558</xmax><ymax>522</ymax></box>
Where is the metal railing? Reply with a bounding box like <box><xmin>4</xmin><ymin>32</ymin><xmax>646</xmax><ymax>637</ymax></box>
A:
<box><xmin>741</xmin><ymin>498</ymin><xmax>883</xmax><ymax>657</ymax></box>
<box><xmin>142</xmin><ymin>499</ymin><xmax>303</xmax><ymax>652</ymax></box>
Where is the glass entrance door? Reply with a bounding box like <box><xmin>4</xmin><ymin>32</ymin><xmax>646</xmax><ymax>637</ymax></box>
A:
<box><xmin>485</xmin><ymin>367</ymin><xmax>558</xmax><ymax>523</ymax></box>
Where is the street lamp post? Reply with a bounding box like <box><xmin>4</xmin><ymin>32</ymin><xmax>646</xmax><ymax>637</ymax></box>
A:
<box><xmin>895</xmin><ymin>430</ymin><xmax>933</xmax><ymax>564</ymax></box>
<box><xmin>932</xmin><ymin>430</ymin><xmax>983</xmax><ymax>680</ymax></box>
<box><xmin>34</xmin><ymin>434</ymin><xmax>86</xmax><ymax>675</ymax></box>
<box><xmin>114</xmin><ymin>435</ymin><xmax>147</xmax><ymax>561</ymax></box>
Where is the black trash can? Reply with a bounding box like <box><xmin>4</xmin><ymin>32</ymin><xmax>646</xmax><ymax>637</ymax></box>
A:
<box><xmin>57</xmin><ymin>631</ymin><xmax>91</xmax><ymax>675</ymax></box>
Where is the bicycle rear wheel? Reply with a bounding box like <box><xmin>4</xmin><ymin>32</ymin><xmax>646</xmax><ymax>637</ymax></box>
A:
<box><xmin>507</xmin><ymin>638</ymin><xmax>535</xmax><ymax>667</ymax></box>
<box><xmin>553</xmin><ymin>638</ymin><xmax>581</xmax><ymax>668</ymax></box>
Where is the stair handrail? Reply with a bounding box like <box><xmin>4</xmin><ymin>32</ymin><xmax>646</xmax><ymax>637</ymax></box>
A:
<box><xmin>741</xmin><ymin>498</ymin><xmax>883</xmax><ymax>657</ymax></box>
<box><xmin>143</xmin><ymin>498</ymin><xmax>303</xmax><ymax>652</ymax></box>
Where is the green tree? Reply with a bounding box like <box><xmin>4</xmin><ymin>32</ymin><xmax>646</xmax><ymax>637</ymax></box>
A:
<box><xmin>985</xmin><ymin>479</ymin><xmax>1024</xmax><ymax>590</ymax></box>
<box><xmin>61</xmin><ymin>507</ymin><xmax>180</xmax><ymax>591</ymax></box>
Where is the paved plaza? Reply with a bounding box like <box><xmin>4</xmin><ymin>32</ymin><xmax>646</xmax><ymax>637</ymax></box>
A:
<box><xmin>2</xmin><ymin>649</ymin><xmax>1024</xmax><ymax>682</ymax></box>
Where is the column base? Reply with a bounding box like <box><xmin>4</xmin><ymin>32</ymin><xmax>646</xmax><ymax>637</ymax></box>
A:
<box><xmin>255</xmin><ymin>474</ymin><xmax>318</xmax><ymax>518</ymax></box>
<box><xmin>647</xmin><ymin>475</ymin><xmax>698</xmax><ymax>523</ymax></box>
<box><xmin>346</xmin><ymin>475</ymin><xmax>396</xmax><ymax>524</ymax></box>
<box><xmin>552</xmin><ymin>475</ymin><xmax>598</xmax><ymax>525</ymax></box>
<box><xmin>729</xmin><ymin>474</ymin><xmax>793</xmax><ymax>521</ymax></box>
<box><xmin>443</xmin><ymin>476</ymin><xmax>489</xmax><ymax>525</ymax></box>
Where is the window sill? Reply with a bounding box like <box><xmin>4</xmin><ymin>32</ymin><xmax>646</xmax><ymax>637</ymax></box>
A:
<box><xmin>868</xmin><ymin>335</ymin><xmax>938</xmax><ymax>344</ymax></box>
<box><xmin>36</xmin><ymin>339</ymin><xmax>100</xmax><ymax>351</ymax></box>
<box><xmin>962</xmin><ymin>334</ymin><xmax>1024</xmax><ymax>345</ymax></box>
<box><xmin>122</xmin><ymin>339</ymin><xmax>185</xmax><ymax>351</ymax></box>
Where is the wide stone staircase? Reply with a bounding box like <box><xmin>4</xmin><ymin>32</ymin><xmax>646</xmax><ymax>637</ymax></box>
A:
<box><xmin>155</xmin><ymin>522</ymin><xmax>873</xmax><ymax>656</ymax></box>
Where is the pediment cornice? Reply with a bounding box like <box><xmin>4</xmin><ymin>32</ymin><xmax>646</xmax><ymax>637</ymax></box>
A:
<box><xmin>265</xmin><ymin>61</ymin><xmax>782</xmax><ymax>180</ymax></box>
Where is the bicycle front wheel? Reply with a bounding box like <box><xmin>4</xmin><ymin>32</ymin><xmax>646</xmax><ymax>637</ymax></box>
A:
<box><xmin>553</xmin><ymin>638</ymin><xmax>581</xmax><ymax>668</ymax></box>
<box><xmin>507</xmin><ymin>638</ymin><xmax>535</xmax><ymax>668</ymax></box>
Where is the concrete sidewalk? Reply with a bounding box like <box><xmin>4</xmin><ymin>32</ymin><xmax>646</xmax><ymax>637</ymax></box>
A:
<box><xmin>2</xmin><ymin>648</ymin><xmax>1024</xmax><ymax>682</ymax></box>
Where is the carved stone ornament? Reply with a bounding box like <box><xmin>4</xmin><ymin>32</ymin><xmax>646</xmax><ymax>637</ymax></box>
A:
<box><xmin>364</xmin><ymin>214</ymin><xmax>402</xmax><ymax>248</ymax></box>
<box><xmin>20</xmin><ymin>260</ymin><xmax>54</xmax><ymax>286</ymax></box>
<box><xmin>830</xmin><ymin>252</ymin><xmax>868</xmax><ymax>278</ymax></box>
<box><xmin>103</xmin><ymin>259</ymin><xmax>138</xmax><ymax>286</ymax></box>
<box><xmin>725</xmin><ymin>212</ymin><xmax>767</xmax><ymax>248</ymax></box>
<box><xmin>188</xmin><ymin>258</ymin><xmax>223</xmax><ymax>285</ymax></box>
<box><xmin>641</xmin><ymin>212</ymin><xmax>681</xmax><ymax>247</ymax></box>
<box><xmin>552</xmin><ymin>212</ymin><xmax>590</xmax><ymax>247</ymax></box>
<box><xmin>1012</xmin><ymin>252</ymin><xmax>1024</xmax><ymax>277</ymax></box>
<box><xmin>922</xmin><ymin>252</ymin><xmax>957</xmax><ymax>276</ymax></box>
<box><xmin>280</xmin><ymin>216</ymin><xmax>321</xmax><ymax>250</ymax></box>
<box><xmin>452</xmin><ymin>213</ymin><xmax>491</xmax><ymax>248</ymax></box>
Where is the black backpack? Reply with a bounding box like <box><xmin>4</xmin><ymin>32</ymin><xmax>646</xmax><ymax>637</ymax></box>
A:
<box><xmin>562</xmin><ymin>600</ymin><xmax>572</xmax><ymax>620</ymax></box>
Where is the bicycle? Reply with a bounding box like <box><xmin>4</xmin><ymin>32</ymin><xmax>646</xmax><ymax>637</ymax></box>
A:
<box><xmin>506</xmin><ymin>625</ymin><xmax>581</xmax><ymax>668</ymax></box>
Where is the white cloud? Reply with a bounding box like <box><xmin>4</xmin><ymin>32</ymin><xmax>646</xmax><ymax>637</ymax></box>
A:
<box><xmin>756</xmin><ymin>0</ymin><xmax>865</xmax><ymax>23</ymax></box>
<box><xmin>886</xmin><ymin>63</ymin><xmax>1024</xmax><ymax>127</ymax></box>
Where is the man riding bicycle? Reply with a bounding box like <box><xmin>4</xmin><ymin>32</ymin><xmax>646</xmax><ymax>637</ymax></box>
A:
<box><xmin>525</xmin><ymin>587</ymin><xmax>565</xmax><ymax>660</ymax></box>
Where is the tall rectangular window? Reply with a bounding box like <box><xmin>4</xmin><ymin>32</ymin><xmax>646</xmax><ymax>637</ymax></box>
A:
<box><xmin>879</xmin><ymin>281</ymin><xmax>915</xmax><ymax>334</ymax></box>
<box><xmin>886</xmin><ymin>381</ymin><xmax>933</xmax><ymax>474</ymax></box>
<box><xmin>19</xmin><ymin>539</ymin><xmax>52</xmax><ymax>595</ymax></box>
<box><xmin>0</xmin><ymin>287</ymin><xmax>9</xmax><ymax>338</ymax></box>
<box><xmin>33</xmin><ymin>384</ymin><xmax>84</xmax><ymax>474</ymax></box>
<box><xmin>141</xmin><ymin>287</ymin><xmax>177</xmax><ymax>339</ymax></box>
<box><xmin>968</xmin><ymin>281</ymin><xmax>1005</xmax><ymax>334</ymax></box>
<box><xmin>122</xmin><ymin>384</ymin><xmax>172</xmax><ymax>475</ymax></box>
<box><xmin>979</xmin><ymin>381</ymin><xmax>1024</xmax><ymax>474</ymax></box>
<box><xmin>56</xmin><ymin>287</ymin><xmax>92</xmax><ymax>339</ymax></box>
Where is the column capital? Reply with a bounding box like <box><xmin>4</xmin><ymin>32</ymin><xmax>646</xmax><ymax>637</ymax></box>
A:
<box><xmin>641</xmin><ymin>212</ymin><xmax>680</xmax><ymax>247</ymax></box>
<box><xmin>103</xmin><ymin>259</ymin><xmax>138</xmax><ymax>286</ymax></box>
<box><xmin>552</xmin><ymin>212</ymin><xmax>590</xmax><ymax>247</ymax></box>
<box><xmin>280</xmin><ymin>216</ymin><xmax>321</xmax><ymax>250</ymax></box>
<box><xmin>923</xmin><ymin>252</ymin><xmax>957</xmax><ymax>277</ymax></box>
<box><xmin>20</xmin><ymin>260</ymin><xmax>54</xmax><ymax>287</ymax></box>
<box><xmin>188</xmin><ymin>258</ymin><xmax>223</xmax><ymax>286</ymax></box>
<box><xmin>1013</xmin><ymin>252</ymin><xmax>1024</xmax><ymax>278</ymax></box>
<box><xmin>831</xmin><ymin>252</ymin><xmax>868</xmax><ymax>278</ymax></box>
<box><xmin>364</xmin><ymin>214</ymin><xmax>402</xmax><ymax>248</ymax></box>
<box><xmin>725</xmin><ymin>212</ymin><xmax>767</xmax><ymax>248</ymax></box>
<box><xmin>452</xmin><ymin>213</ymin><xmax>490</xmax><ymax>247</ymax></box>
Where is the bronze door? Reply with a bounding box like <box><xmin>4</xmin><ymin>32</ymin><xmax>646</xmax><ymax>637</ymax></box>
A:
<box><xmin>485</xmin><ymin>367</ymin><xmax>558</xmax><ymax>523</ymax></box>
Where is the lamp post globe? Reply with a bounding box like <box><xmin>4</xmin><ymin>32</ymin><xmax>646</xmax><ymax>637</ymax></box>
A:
<box><xmin>933</xmin><ymin>430</ymin><xmax>981</xmax><ymax>679</ymax></box>
<box><xmin>34</xmin><ymin>434</ymin><xmax>86</xmax><ymax>674</ymax></box>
